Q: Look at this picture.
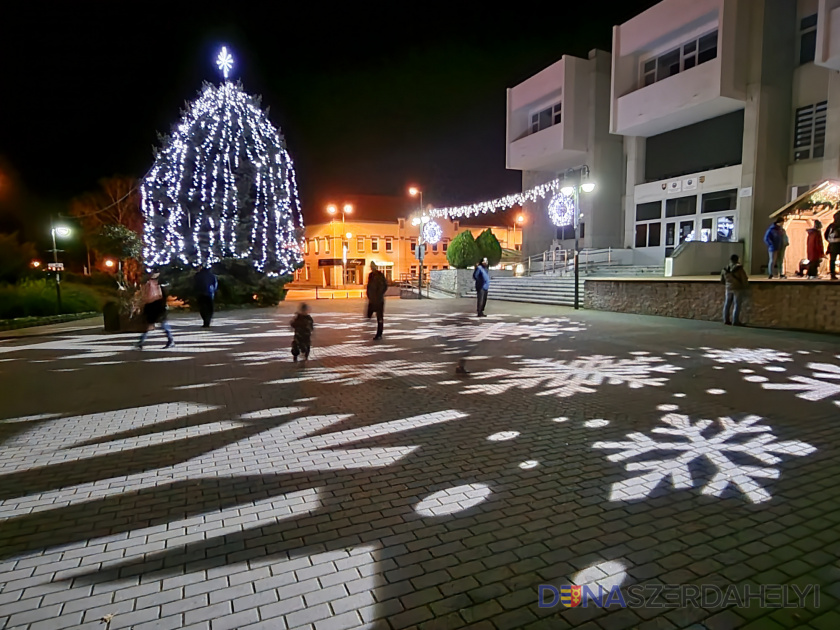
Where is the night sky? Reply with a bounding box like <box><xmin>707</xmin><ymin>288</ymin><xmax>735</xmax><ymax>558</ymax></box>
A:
<box><xmin>0</xmin><ymin>0</ymin><xmax>659</xmax><ymax>236</ymax></box>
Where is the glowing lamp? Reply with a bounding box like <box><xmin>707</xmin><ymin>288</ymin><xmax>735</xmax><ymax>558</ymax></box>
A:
<box><xmin>54</xmin><ymin>227</ymin><xmax>71</xmax><ymax>237</ymax></box>
<box><xmin>327</xmin><ymin>205</ymin><xmax>337</xmax><ymax>214</ymax></box>
<box><xmin>345</xmin><ymin>232</ymin><xmax>352</xmax><ymax>239</ymax></box>
<box><xmin>560</xmin><ymin>186</ymin><xmax>575</xmax><ymax>196</ymax></box>
<box><xmin>409</xmin><ymin>187</ymin><xmax>419</xmax><ymax>196</ymax></box>
<box><xmin>581</xmin><ymin>182</ymin><xmax>596</xmax><ymax>193</ymax></box>
<box><xmin>343</xmin><ymin>203</ymin><xmax>353</xmax><ymax>213</ymax></box>
<box><xmin>31</xmin><ymin>260</ymin><xmax>41</xmax><ymax>268</ymax></box>
<box><xmin>104</xmin><ymin>259</ymin><xmax>116</xmax><ymax>268</ymax></box>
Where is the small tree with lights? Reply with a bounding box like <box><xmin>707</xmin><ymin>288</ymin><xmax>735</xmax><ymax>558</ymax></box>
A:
<box><xmin>141</xmin><ymin>47</ymin><xmax>304</xmax><ymax>275</ymax></box>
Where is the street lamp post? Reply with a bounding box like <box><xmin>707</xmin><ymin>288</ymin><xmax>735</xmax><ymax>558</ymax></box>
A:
<box><xmin>409</xmin><ymin>187</ymin><xmax>424</xmax><ymax>298</ymax></box>
<box><xmin>327</xmin><ymin>203</ymin><xmax>353</xmax><ymax>288</ymax></box>
<box><xmin>513</xmin><ymin>214</ymin><xmax>524</xmax><ymax>250</ymax></box>
<box><xmin>49</xmin><ymin>218</ymin><xmax>71</xmax><ymax>314</ymax></box>
<box><xmin>561</xmin><ymin>166</ymin><xmax>595</xmax><ymax>311</ymax></box>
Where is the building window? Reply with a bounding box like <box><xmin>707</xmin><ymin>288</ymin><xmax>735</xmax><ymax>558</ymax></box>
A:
<box><xmin>305</xmin><ymin>265</ymin><xmax>311</xmax><ymax>280</ymax></box>
<box><xmin>530</xmin><ymin>102</ymin><xmax>562</xmax><ymax>134</ymax></box>
<box><xmin>314</xmin><ymin>238</ymin><xmax>319</xmax><ymax>255</ymax></box>
<box><xmin>324</xmin><ymin>237</ymin><xmax>330</xmax><ymax>254</ymax></box>
<box><xmin>556</xmin><ymin>225</ymin><xmax>575</xmax><ymax>240</ymax></box>
<box><xmin>701</xmin><ymin>189</ymin><xmax>737</xmax><ymax>213</ymax></box>
<box><xmin>636</xmin><ymin>201</ymin><xmax>662</xmax><ymax>221</ymax></box>
<box><xmin>800</xmin><ymin>14</ymin><xmax>817</xmax><ymax>65</ymax></box>
<box><xmin>635</xmin><ymin>222</ymin><xmax>662</xmax><ymax>248</ymax></box>
<box><xmin>385</xmin><ymin>237</ymin><xmax>393</xmax><ymax>252</ymax></box>
<box><xmin>371</xmin><ymin>237</ymin><xmax>379</xmax><ymax>252</ymax></box>
<box><xmin>410</xmin><ymin>265</ymin><xmax>417</xmax><ymax>277</ymax></box>
<box><xmin>642</xmin><ymin>30</ymin><xmax>718</xmax><ymax>87</ymax></box>
<box><xmin>304</xmin><ymin>240</ymin><xmax>309</xmax><ymax>255</ymax></box>
<box><xmin>432</xmin><ymin>242</ymin><xmax>438</xmax><ymax>253</ymax></box>
<box><xmin>432</xmin><ymin>265</ymin><xmax>438</xmax><ymax>271</ymax></box>
<box><xmin>794</xmin><ymin>101</ymin><xmax>827</xmax><ymax>161</ymax></box>
<box><xmin>665</xmin><ymin>195</ymin><xmax>697</xmax><ymax>217</ymax></box>
<box><xmin>410</xmin><ymin>238</ymin><xmax>417</xmax><ymax>254</ymax></box>
<box><xmin>356</xmin><ymin>236</ymin><xmax>365</xmax><ymax>252</ymax></box>
<box><xmin>442</xmin><ymin>239</ymin><xmax>449</xmax><ymax>252</ymax></box>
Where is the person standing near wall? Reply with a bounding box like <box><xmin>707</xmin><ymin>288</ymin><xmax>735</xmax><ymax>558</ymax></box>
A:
<box><xmin>825</xmin><ymin>212</ymin><xmax>840</xmax><ymax>280</ymax></box>
<box><xmin>721</xmin><ymin>254</ymin><xmax>749</xmax><ymax>326</ymax></box>
<box><xmin>806</xmin><ymin>219</ymin><xmax>825</xmax><ymax>279</ymax></box>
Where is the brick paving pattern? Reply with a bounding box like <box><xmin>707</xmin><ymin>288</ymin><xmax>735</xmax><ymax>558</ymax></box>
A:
<box><xmin>0</xmin><ymin>299</ymin><xmax>838</xmax><ymax>629</ymax></box>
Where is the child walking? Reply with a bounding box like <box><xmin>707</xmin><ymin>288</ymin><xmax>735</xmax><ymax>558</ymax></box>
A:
<box><xmin>290</xmin><ymin>303</ymin><xmax>314</xmax><ymax>362</ymax></box>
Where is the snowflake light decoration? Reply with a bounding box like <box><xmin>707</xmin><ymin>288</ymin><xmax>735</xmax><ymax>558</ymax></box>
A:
<box><xmin>762</xmin><ymin>362</ymin><xmax>840</xmax><ymax>402</ymax></box>
<box><xmin>216</xmin><ymin>46</ymin><xmax>234</xmax><ymax>79</ymax></box>
<box><xmin>421</xmin><ymin>219</ymin><xmax>443</xmax><ymax>245</ymax></box>
<box><xmin>593</xmin><ymin>413</ymin><xmax>816</xmax><ymax>503</ymax></box>
<box><xmin>702</xmin><ymin>347</ymin><xmax>793</xmax><ymax>365</ymax></box>
<box><xmin>548</xmin><ymin>192</ymin><xmax>575</xmax><ymax>227</ymax></box>
<box><xmin>462</xmin><ymin>355</ymin><xmax>680</xmax><ymax>398</ymax></box>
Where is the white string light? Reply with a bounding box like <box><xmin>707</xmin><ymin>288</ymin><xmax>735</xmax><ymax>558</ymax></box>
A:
<box><xmin>427</xmin><ymin>178</ymin><xmax>562</xmax><ymax>219</ymax></box>
<box><xmin>141</xmin><ymin>48</ymin><xmax>304</xmax><ymax>274</ymax></box>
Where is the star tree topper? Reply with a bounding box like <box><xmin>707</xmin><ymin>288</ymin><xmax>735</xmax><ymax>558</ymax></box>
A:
<box><xmin>216</xmin><ymin>46</ymin><xmax>234</xmax><ymax>79</ymax></box>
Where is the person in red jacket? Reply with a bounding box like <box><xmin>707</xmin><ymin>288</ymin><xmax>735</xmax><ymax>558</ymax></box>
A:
<box><xmin>806</xmin><ymin>219</ymin><xmax>825</xmax><ymax>279</ymax></box>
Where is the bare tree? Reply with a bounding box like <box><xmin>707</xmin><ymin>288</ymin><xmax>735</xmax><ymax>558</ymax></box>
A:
<box><xmin>70</xmin><ymin>176</ymin><xmax>142</xmax><ymax>234</ymax></box>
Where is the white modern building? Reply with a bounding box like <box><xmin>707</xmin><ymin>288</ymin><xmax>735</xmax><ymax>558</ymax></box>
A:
<box><xmin>510</xmin><ymin>0</ymin><xmax>837</xmax><ymax>275</ymax></box>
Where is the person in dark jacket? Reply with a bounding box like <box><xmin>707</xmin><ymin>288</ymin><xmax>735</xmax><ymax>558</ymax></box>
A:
<box><xmin>763</xmin><ymin>218</ymin><xmax>785</xmax><ymax>278</ymax></box>
<box><xmin>721</xmin><ymin>254</ymin><xmax>749</xmax><ymax>326</ymax></box>
<box><xmin>366</xmin><ymin>262</ymin><xmax>388</xmax><ymax>340</ymax></box>
<box><xmin>824</xmin><ymin>212</ymin><xmax>840</xmax><ymax>280</ymax></box>
<box><xmin>290</xmin><ymin>303</ymin><xmax>314</xmax><ymax>361</ymax></box>
<box><xmin>136</xmin><ymin>272</ymin><xmax>175</xmax><ymax>349</ymax></box>
<box><xmin>194</xmin><ymin>265</ymin><xmax>218</xmax><ymax>327</ymax></box>
<box><xmin>473</xmin><ymin>258</ymin><xmax>490</xmax><ymax>317</ymax></box>
<box><xmin>806</xmin><ymin>219</ymin><xmax>825</xmax><ymax>279</ymax></box>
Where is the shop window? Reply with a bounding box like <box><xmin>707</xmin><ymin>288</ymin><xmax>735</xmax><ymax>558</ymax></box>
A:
<box><xmin>800</xmin><ymin>14</ymin><xmax>817</xmax><ymax>65</ymax></box>
<box><xmin>794</xmin><ymin>101</ymin><xmax>827</xmax><ymax>161</ymax></box>
<box><xmin>701</xmin><ymin>189</ymin><xmax>737</xmax><ymax>213</ymax></box>
<box><xmin>641</xmin><ymin>29</ymin><xmax>718</xmax><ymax>88</ymax></box>
<box><xmin>636</xmin><ymin>201</ymin><xmax>662</xmax><ymax>221</ymax></box>
<box><xmin>665</xmin><ymin>195</ymin><xmax>697</xmax><ymax>217</ymax></box>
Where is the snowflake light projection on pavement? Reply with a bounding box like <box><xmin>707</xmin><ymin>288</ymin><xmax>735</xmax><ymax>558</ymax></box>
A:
<box><xmin>383</xmin><ymin>317</ymin><xmax>585</xmax><ymax>343</ymax></box>
<box><xmin>761</xmin><ymin>362</ymin><xmax>840</xmax><ymax>404</ymax></box>
<box><xmin>593</xmin><ymin>413</ymin><xmax>815</xmax><ymax>503</ymax></box>
<box><xmin>461</xmin><ymin>355</ymin><xmax>680</xmax><ymax>398</ymax></box>
<box><xmin>701</xmin><ymin>347</ymin><xmax>793</xmax><ymax>365</ymax></box>
<box><xmin>267</xmin><ymin>358</ymin><xmax>448</xmax><ymax>386</ymax></box>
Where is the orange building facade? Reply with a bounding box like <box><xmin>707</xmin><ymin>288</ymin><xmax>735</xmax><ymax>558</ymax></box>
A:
<box><xmin>293</xmin><ymin>217</ymin><xmax>521</xmax><ymax>287</ymax></box>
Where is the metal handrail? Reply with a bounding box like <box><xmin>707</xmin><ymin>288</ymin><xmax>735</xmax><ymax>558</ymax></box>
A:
<box><xmin>525</xmin><ymin>247</ymin><xmax>615</xmax><ymax>275</ymax></box>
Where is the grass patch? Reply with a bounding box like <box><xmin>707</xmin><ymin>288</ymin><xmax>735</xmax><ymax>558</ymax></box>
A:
<box><xmin>0</xmin><ymin>279</ymin><xmax>109</xmax><ymax>319</ymax></box>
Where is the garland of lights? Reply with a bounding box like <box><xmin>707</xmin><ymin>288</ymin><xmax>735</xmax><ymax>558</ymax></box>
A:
<box><xmin>426</xmin><ymin>178</ymin><xmax>562</xmax><ymax>219</ymax></box>
<box><xmin>548</xmin><ymin>193</ymin><xmax>576</xmax><ymax>227</ymax></box>
<box><xmin>421</xmin><ymin>219</ymin><xmax>443</xmax><ymax>245</ymax></box>
<box><xmin>141</xmin><ymin>47</ymin><xmax>304</xmax><ymax>274</ymax></box>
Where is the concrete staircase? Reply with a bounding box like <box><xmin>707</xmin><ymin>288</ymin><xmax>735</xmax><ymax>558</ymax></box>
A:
<box><xmin>465</xmin><ymin>276</ymin><xmax>585</xmax><ymax>307</ymax></box>
<box><xmin>583</xmin><ymin>264</ymin><xmax>665</xmax><ymax>277</ymax></box>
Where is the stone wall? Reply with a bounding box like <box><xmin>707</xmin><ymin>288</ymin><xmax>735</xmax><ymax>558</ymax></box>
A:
<box><xmin>430</xmin><ymin>269</ymin><xmax>516</xmax><ymax>297</ymax></box>
<box><xmin>585</xmin><ymin>278</ymin><xmax>840</xmax><ymax>334</ymax></box>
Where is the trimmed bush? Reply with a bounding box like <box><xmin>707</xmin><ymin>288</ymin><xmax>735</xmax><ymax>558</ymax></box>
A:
<box><xmin>0</xmin><ymin>279</ymin><xmax>104</xmax><ymax>319</ymax></box>
<box><xmin>446</xmin><ymin>231</ymin><xmax>482</xmax><ymax>269</ymax></box>
<box><xmin>476</xmin><ymin>229</ymin><xmax>502</xmax><ymax>267</ymax></box>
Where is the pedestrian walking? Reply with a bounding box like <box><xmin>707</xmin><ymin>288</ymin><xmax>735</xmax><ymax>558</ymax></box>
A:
<box><xmin>136</xmin><ymin>272</ymin><xmax>174</xmax><ymax>349</ymax></box>
<box><xmin>473</xmin><ymin>258</ymin><xmax>490</xmax><ymax>317</ymax></box>
<box><xmin>763</xmin><ymin>218</ymin><xmax>786</xmax><ymax>278</ymax></box>
<box><xmin>824</xmin><ymin>212</ymin><xmax>840</xmax><ymax>280</ymax></box>
<box><xmin>366</xmin><ymin>262</ymin><xmax>387</xmax><ymax>340</ymax></box>
<box><xmin>721</xmin><ymin>254</ymin><xmax>749</xmax><ymax>326</ymax></box>
<box><xmin>290</xmin><ymin>303</ymin><xmax>314</xmax><ymax>362</ymax></box>
<box><xmin>194</xmin><ymin>265</ymin><xmax>218</xmax><ymax>327</ymax></box>
<box><xmin>806</xmin><ymin>219</ymin><xmax>825</xmax><ymax>279</ymax></box>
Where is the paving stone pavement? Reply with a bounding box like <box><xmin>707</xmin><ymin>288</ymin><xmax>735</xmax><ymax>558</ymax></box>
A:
<box><xmin>0</xmin><ymin>298</ymin><xmax>838</xmax><ymax>630</ymax></box>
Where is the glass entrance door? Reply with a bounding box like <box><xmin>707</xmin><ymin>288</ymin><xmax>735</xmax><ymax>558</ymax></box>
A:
<box><xmin>665</xmin><ymin>220</ymin><xmax>696</xmax><ymax>256</ymax></box>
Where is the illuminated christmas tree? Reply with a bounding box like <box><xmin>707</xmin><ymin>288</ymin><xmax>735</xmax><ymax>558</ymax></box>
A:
<box><xmin>141</xmin><ymin>47</ymin><xmax>304</xmax><ymax>273</ymax></box>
